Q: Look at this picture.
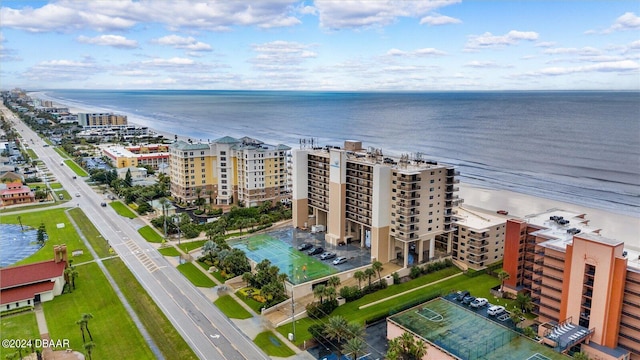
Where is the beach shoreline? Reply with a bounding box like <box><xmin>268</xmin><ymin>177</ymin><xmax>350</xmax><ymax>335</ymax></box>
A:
<box><xmin>32</xmin><ymin>91</ymin><xmax>640</xmax><ymax>247</ymax></box>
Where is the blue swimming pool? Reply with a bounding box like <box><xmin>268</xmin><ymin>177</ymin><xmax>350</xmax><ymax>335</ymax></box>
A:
<box><xmin>0</xmin><ymin>224</ymin><xmax>41</xmax><ymax>267</ymax></box>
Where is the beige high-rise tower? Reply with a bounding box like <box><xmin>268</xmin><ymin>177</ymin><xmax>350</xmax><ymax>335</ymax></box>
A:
<box><xmin>293</xmin><ymin>140</ymin><xmax>460</xmax><ymax>267</ymax></box>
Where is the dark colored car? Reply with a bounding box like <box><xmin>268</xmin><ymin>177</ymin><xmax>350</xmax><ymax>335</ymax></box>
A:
<box><xmin>308</xmin><ymin>247</ymin><xmax>324</xmax><ymax>256</ymax></box>
<box><xmin>456</xmin><ymin>290</ymin><xmax>470</xmax><ymax>301</ymax></box>
<box><xmin>297</xmin><ymin>243</ymin><xmax>312</xmax><ymax>251</ymax></box>
<box><xmin>462</xmin><ymin>295</ymin><xmax>476</xmax><ymax>305</ymax></box>
<box><xmin>100</xmin><ymin>202</ymin><xmax>107</xmax><ymax>207</ymax></box>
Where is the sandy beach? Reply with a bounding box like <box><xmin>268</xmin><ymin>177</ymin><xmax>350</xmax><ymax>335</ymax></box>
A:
<box><xmin>36</xmin><ymin>93</ymin><xmax>640</xmax><ymax>248</ymax></box>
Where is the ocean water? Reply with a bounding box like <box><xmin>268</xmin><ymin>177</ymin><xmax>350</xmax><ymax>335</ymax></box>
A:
<box><xmin>40</xmin><ymin>90</ymin><xmax>640</xmax><ymax>217</ymax></box>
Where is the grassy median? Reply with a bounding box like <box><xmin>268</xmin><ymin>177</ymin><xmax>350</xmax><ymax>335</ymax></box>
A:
<box><xmin>138</xmin><ymin>225</ymin><xmax>164</xmax><ymax>243</ymax></box>
<box><xmin>177</xmin><ymin>262</ymin><xmax>216</xmax><ymax>288</ymax></box>
<box><xmin>214</xmin><ymin>295</ymin><xmax>253</xmax><ymax>319</ymax></box>
<box><xmin>109</xmin><ymin>201</ymin><xmax>137</xmax><ymax>219</ymax></box>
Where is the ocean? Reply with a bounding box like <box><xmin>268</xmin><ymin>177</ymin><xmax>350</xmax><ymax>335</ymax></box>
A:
<box><xmin>39</xmin><ymin>90</ymin><xmax>640</xmax><ymax>217</ymax></box>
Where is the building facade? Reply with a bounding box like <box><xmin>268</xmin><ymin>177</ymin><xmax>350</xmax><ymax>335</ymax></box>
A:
<box><xmin>503</xmin><ymin>209</ymin><xmax>639</xmax><ymax>359</ymax></box>
<box><xmin>451</xmin><ymin>206</ymin><xmax>508</xmax><ymax>270</ymax></box>
<box><xmin>169</xmin><ymin>136</ymin><xmax>291</xmax><ymax>207</ymax></box>
<box><xmin>77</xmin><ymin>112</ymin><xmax>127</xmax><ymax>127</ymax></box>
<box><xmin>0</xmin><ymin>180</ymin><xmax>36</xmax><ymax>206</ymax></box>
<box><xmin>102</xmin><ymin>144</ymin><xmax>170</xmax><ymax>170</ymax></box>
<box><xmin>292</xmin><ymin>140</ymin><xmax>460</xmax><ymax>267</ymax></box>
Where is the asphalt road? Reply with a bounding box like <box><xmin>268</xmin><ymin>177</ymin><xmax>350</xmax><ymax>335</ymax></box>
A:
<box><xmin>2</xmin><ymin>105</ymin><xmax>269</xmax><ymax>360</ymax></box>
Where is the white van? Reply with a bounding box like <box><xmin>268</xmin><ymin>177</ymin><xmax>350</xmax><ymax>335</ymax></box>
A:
<box><xmin>487</xmin><ymin>305</ymin><xmax>505</xmax><ymax>316</ymax></box>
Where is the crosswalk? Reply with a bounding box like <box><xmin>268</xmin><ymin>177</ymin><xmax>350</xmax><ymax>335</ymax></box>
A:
<box><xmin>123</xmin><ymin>239</ymin><xmax>163</xmax><ymax>273</ymax></box>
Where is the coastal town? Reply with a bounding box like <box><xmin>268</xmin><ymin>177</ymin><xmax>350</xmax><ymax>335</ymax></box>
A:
<box><xmin>1</xmin><ymin>89</ymin><xmax>639</xmax><ymax>360</ymax></box>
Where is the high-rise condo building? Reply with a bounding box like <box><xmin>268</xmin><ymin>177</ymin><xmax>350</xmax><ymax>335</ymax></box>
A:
<box><xmin>292</xmin><ymin>140</ymin><xmax>461</xmax><ymax>267</ymax></box>
<box><xmin>77</xmin><ymin>112</ymin><xmax>127</xmax><ymax>127</ymax></box>
<box><xmin>169</xmin><ymin>136</ymin><xmax>291</xmax><ymax>207</ymax></box>
<box><xmin>503</xmin><ymin>209</ymin><xmax>639</xmax><ymax>359</ymax></box>
<box><xmin>452</xmin><ymin>206</ymin><xmax>508</xmax><ymax>270</ymax></box>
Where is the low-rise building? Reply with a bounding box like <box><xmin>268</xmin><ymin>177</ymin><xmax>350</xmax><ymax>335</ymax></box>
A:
<box><xmin>77</xmin><ymin>112</ymin><xmax>127</xmax><ymax>127</ymax></box>
<box><xmin>0</xmin><ymin>245</ymin><xmax>68</xmax><ymax>311</ymax></box>
<box><xmin>0</xmin><ymin>180</ymin><xmax>35</xmax><ymax>206</ymax></box>
<box><xmin>102</xmin><ymin>144</ymin><xmax>169</xmax><ymax>170</ymax></box>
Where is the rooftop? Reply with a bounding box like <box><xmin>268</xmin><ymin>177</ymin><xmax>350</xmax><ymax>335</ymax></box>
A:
<box><xmin>0</xmin><ymin>281</ymin><xmax>54</xmax><ymax>305</ymax></box>
<box><xmin>454</xmin><ymin>205</ymin><xmax>508</xmax><ymax>231</ymax></box>
<box><xmin>0</xmin><ymin>259</ymin><xmax>66</xmax><ymax>289</ymax></box>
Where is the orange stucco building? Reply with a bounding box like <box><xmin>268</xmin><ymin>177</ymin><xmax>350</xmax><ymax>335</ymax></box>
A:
<box><xmin>503</xmin><ymin>209</ymin><xmax>640</xmax><ymax>359</ymax></box>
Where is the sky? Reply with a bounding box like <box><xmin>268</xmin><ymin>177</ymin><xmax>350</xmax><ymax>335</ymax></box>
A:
<box><xmin>1</xmin><ymin>0</ymin><xmax>639</xmax><ymax>91</ymax></box>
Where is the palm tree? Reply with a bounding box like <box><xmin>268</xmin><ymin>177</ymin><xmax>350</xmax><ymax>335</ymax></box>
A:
<box><xmin>354</xmin><ymin>271</ymin><xmax>365</xmax><ymax>290</ymax></box>
<box><xmin>372</xmin><ymin>261</ymin><xmax>383</xmax><ymax>284</ymax></box>
<box><xmin>515</xmin><ymin>293</ymin><xmax>534</xmax><ymax>313</ymax></box>
<box><xmin>510</xmin><ymin>308</ymin><xmax>524</xmax><ymax>329</ymax></box>
<box><xmin>324</xmin><ymin>315</ymin><xmax>349</xmax><ymax>348</ymax></box>
<box><xmin>497</xmin><ymin>270</ymin><xmax>511</xmax><ymax>292</ymax></box>
<box><xmin>324</xmin><ymin>286</ymin><xmax>337</xmax><ymax>303</ymax></box>
<box><xmin>364</xmin><ymin>268</ymin><xmax>375</xmax><ymax>288</ymax></box>
<box><xmin>387</xmin><ymin>332</ymin><xmax>428</xmax><ymax>360</ymax></box>
<box><xmin>83</xmin><ymin>341</ymin><xmax>96</xmax><ymax>360</ymax></box>
<box><xmin>195</xmin><ymin>187</ymin><xmax>202</xmax><ymax>210</ymax></box>
<box><xmin>342</xmin><ymin>336</ymin><xmax>366</xmax><ymax>360</ymax></box>
<box><xmin>327</xmin><ymin>276</ymin><xmax>341</xmax><ymax>289</ymax></box>
<box><xmin>70</xmin><ymin>267</ymin><xmax>79</xmax><ymax>290</ymax></box>
<box><xmin>76</xmin><ymin>318</ymin><xmax>87</xmax><ymax>344</ymax></box>
<box><xmin>242</xmin><ymin>272</ymin><xmax>254</xmax><ymax>287</ymax></box>
<box><xmin>82</xmin><ymin>313</ymin><xmax>94</xmax><ymax>341</ymax></box>
<box><xmin>313</xmin><ymin>284</ymin><xmax>326</xmax><ymax>304</ymax></box>
<box><xmin>202</xmin><ymin>240</ymin><xmax>218</xmax><ymax>264</ymax></box>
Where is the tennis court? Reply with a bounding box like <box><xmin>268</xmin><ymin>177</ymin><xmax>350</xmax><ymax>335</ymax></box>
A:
<box><xmin>229</xmin><ymin>233</ymin><xmax>337</xmax><ymax>285</ymax></box>
<box><xmin>389</xmin><ymin>298</ymin><xmax>566</xmax><ymax>360</ymax></box>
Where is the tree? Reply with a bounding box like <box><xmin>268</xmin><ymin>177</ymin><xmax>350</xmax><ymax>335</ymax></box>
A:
<box><xmin>497</xmin><ymin>270</ymin><xmax>511</xmax><ymax>292</ymax></box>
<box><xmin>522</xmin><ymin>326</ymin><xmax>537</xmax><ymax>339</ymax></box>
<box><xmin>76</xmin><ymin>318</ymin><xmax>87</xmax><ymax>344</ymax></box>
<box><xmin>327</xmin><ymin>276</ymin><xmax>341</xmax><ymax>289</ymax></box>
<box><xmin>324</xmin><ymin>315</ymin><xmax>349</xmax><ymax>348</ymax></box>
<box><xmin>354</xmin><ymin>271</ymin><xmax>365</xmax><ymax>290</ymax></box>
<box><xmin>387</xmin><ymin>332</ymin><xmax>428</xmax><ymax>360</ymax></box>
<box><xmin>17</xmin><ymin>216</ymin><xmax>23</xmax><ymax>231</ymax></box>
<box><xmin>515</xmin><ymin>293</ymin><xmax>534</xmax><ymax>313</ymax></box>
<box><xmin>510</xmin><ymin>308</ymin><xmax>524</xmax><ymax>329</ymax></box>
<box><xmin>372</xmin><ymin>261</ymin><xmax>383</xmax><ymax>283</ymax></box>
<box><xmin>202</xmin><ymin>240</ymin><xmax>218</xmax><ymax>264</ymax></box>
<box><xmin>573</xmin><ymin>352</ymin><xmax>590</xmax><ymax>360</ymax></box>
<box><xmin>36</xmin><ymin>222</ymin><xmax>47</xmax><ymax>246</ymax></box>
<box><xmin>313</xmin><ymin>285</ymin><xmax>326</xmax><ymax>304</ymax></box>
<box><xmin>324</xmin><ymin>286</ymin><xmax>337</xmax><ymax>303</ymax></box>
<box><xmin>124</xmin><ymin>168</ymin><xmax>132</xmax><ymax>187</ymax></box>
<box><xmin>82</xmin><ymin>313</ymin><xmax>94</xmax><ymax>341</ymax></box>
<box><xmin>364</xmin><ymin>268</ymin><xmax>375</xmax><ymax>288</ymax></box>
<box><xmin>83</xmin><ymin>342</ymin><xmax>96</xmax><ymax>360</ymax></box>
<box><xmin>242</xmin><ymin>272</ymin><xmax>253</xmax><ymax>287</ymax></box>
<box><xmin>342</xmin><ymin>336</ymin><xmax>366</xmax><ymax>360</ymax></box>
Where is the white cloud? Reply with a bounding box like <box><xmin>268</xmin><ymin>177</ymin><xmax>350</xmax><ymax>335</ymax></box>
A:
<box><xmin>605</xmin><ymin>12</ymin><xmax>640</xmax><ymax>33</ymax></box>
<box><xmin>543</xmin><ymin>47</ymin><xmax>601</xmax><ymax>55</ymax></box>
<box><xmin>250</xmin><ymin>41</ymin><xmax>317</xmax><ymax>72</ymax></box>
<box><xmin>386</xmin><ymin>47</ymin><xmax>446</xmax><ymax>57</ymax></box>
<box><xmin>151</xmin><ymin>35</ymin><xmax>212</xmax><ymax>52</ymax></box>
<box><xmin>25</xmin><ymin>57</ymin><xmax>101</xmax><ymax>82</ymax></box>
<box><xmin>77</xmin><ymin>35</ymin><xmax>138</xmax><ymax>49</ymax></box>
<box><xmin>313</xmin><ymin>0</ymin><xmax>460</xmax><ymax>29</ymax></box>
<box><xmin>465</xmin><ymin>61</ymin><xmax>511</xmax><ymax>68</ymax></box>
<box><xmin>466</xmin><ymin>30</ymin><xmax>539</xmax><ymax>50</ymax></box>
<box><xmin>535</xmin><ymin>41</ymin><xmax>556</xmax><ymax>48</ymax></box>
<box><xmin>419</xmin><ymin>13</ymin><xmax>462</xmax><ymax>26</ymax></box>
<box><xmin>0</xmin><ymin>1</ymin><xmax>302</xmax><ymax>33</ymax></box>
<box><xmin>141</xmin><ymin>57</ymin><xmax>195</xmax><ymax>66</ymax></box>
<box><xmin>539</xmin><ymin>60</ymin><xmax>639</xmax><ymax>76</ymax></box>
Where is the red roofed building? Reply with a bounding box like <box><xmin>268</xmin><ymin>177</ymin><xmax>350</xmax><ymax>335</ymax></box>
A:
<box><xmin>0</xmin><ymin>180</ymin><xmax>36</xmax><ymax>206</ymax></box>
<box><xmin>1</xmin><ymin>245</ymin><xmax>67</xmax><ymax>310</ymax></box>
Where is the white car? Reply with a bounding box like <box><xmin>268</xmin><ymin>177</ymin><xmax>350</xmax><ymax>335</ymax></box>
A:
<box><xmin>332</xmin><ymin>256</ymin><xmax>347</xmax><ymax>265</ymax></box>
<box><xmin>470</xmin><ymin>298</ymin><xmax>488</xmax><ymax>308</ymax></box>
<box><xmin>487</xmin><ymin>305</ymin><xmax>505</xmax><ymax>316</ymax></box>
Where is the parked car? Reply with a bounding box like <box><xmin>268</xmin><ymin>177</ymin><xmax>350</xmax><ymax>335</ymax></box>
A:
<box><xmin>307</xmin><ymin>247</ymin><xmax>324</xmax><ymax>256</ymax></box>
<box><xmin>470</xmin><ymin>298</ymin><xmax>488</xmax><ymax>308</ymax></box>
<box><xmin>462</xmin><ymin>295</ymin><xmax>476</xmax><ymax>305</ymax></box>
<box><xmin>456</xmin><ymin>290</ymin><xmax>470</xmax><ymax>301</ymax></box>
<box><xmin>100</xmin><ymin>202</ymin><xmax>107</xmax><ymax>207</ymax></box>
<box><xmin>487</xmin><ymin>305</ymin><xmax>506</xmax><ymax>316</ymax></box>
<box><xmin>333</xmin><ymin>256</ymin><xmax>347</xmax><ymax>265</ymax></box>
<box><xmin>320</xmin><ymin>252</ymin><xmax>336</xmax><ymax>260</ymax></box>
<box><xmin>297</xmin><ymin>243</ymin><xmax>312</xmax><ymax>251</ymax></box>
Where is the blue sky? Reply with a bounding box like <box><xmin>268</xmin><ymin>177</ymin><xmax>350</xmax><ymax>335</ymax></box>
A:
<box><xmin>1</xmin><ymin>0</ymin><xmax>639</xmax><ymax>90</ymax></box>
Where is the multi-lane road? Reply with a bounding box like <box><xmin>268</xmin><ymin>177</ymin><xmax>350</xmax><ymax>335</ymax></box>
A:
<box><xmin>2</xmin><ymin>105</ymin><xmax>269</xmax><ymax>360</ymax></box>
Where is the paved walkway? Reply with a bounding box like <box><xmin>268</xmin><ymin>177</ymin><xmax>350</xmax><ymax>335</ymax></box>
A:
<box><xmin>34</xmin><ymin>304</ymin><xmax>85</xmax><ymax>360</ymax></box>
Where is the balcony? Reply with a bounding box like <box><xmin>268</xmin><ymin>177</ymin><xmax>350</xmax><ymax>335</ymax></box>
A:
<box><xmin>397</xmin><ymin>192</ymin><xmax>421</xmax><ymax>200</ymax></box>
<box><xmin>397</xmin><ymin>184</ymin><xmax>421</xmax><ymax>191</ymax></box>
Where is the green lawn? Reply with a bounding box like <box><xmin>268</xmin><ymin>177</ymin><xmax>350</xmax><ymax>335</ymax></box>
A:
<box><xmin>177</xmin><ymin>262</ymin><xmax>216</xmax><ymax>288</ymax></box>
<box><xmin>67</xmin><ymin>208</ymin><xmax>112</xmax><ymax>258</ymax></box>
<box><xmin>254</xmin><ymin>331</ymin><xmax>296</xmax><ymax>357</ymax></box>
<box><xmin>196</xmin><ymin>261</ymin><xmax>227</xmax><ymax>282</ymax></box>
<box><xmin>56</xmin><ymin>189</ymin><xmax>71</xmax><ymax>201</ymax></box>
<box><xmin>138</xmin><ymin>225</ymin><xmax>164</xmax><ymax>243</ymax></box>
<box><xmin>49</xmin><ymin>182</ymin><xmax>63</xmax><ymax>189</ymax></box>
<box><xmin>26</xmin><ymin>148</ymin><xmax>38</xmax><ymax>159</ymax></box>
<box><xmin>103</xmin><ymin>258</ymin><xmax>198</xmax><ymax>360</ymax></box>
<box><xmin>0</xmin><ymin>208</ymin><xmax>94</xmax><ymax>266</ymax></box>
<box><xmin>42</xmin><ymin>262</ymin><xmax>155</xmax><ymax>359</ymax></box>
<box><xmin>63</xmin><ymin>160</ymin><xmax>88</xmax><ymax>177</ymax></box>
<box><xmin>158</xmin><ymin>246</ymin><xmax>181</xmax><ymax>256</ymax></box>
<box><xmin>214</xmin><ymin>295</ymin><xmax>253</xmax><ymax>319</ymax></box>
<box><xmin>277</xmin><ymin>270</ymin><xmax>500</xmax><ymax>346</ymax></box>
<box><xmin>178</xmin><ymin>240</ymin><xmax>207</xmax><ymax>253</ymax></box>
<box><xmin>110</xmin><ymin>201</ymin><xmax>137</xmax><ymax>219</ymax></box>
<box><xmin>0</xmin><ymin>312</ymin><xmax>40</xmax><ymax>351</ymax></box>
<box><xmin>54</xmin><ymin>147</ymin><xmax>70</xmax><ymax>158</ymax></box>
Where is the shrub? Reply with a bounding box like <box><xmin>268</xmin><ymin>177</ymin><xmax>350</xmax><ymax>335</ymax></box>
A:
<box><xmin>410</xmin><ymin>266</ymin><xmax>422</xmax><ymax>279</ymax></box>
<box><xmin>392</xmin><ymin>272</ymin><xmax>401</xmax><ymax>284</ymax></box>
<box><xmin>308</xmin><ymin>324</ymin><xmax>325</xmax><ymax>340</ymax></box>
<box><xmin>339</xmin><ymin>286</ymin><xmax>362</xmax><ymax>302</ymax></box>
<box><xmin>306</xmin><ymin>300</ymin><xmax>338</xmax><ymax>319</ymax></box>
